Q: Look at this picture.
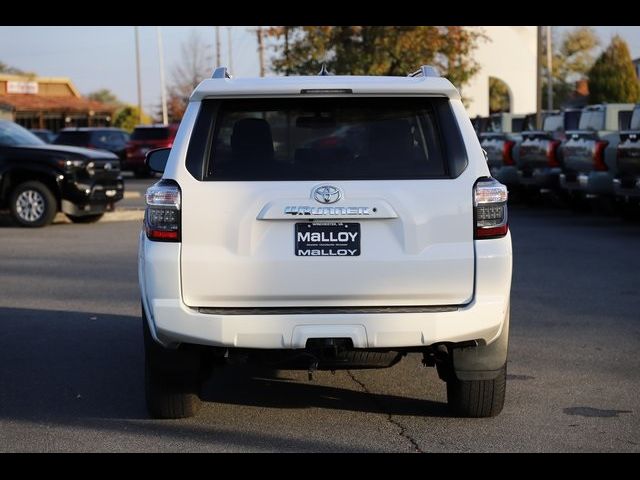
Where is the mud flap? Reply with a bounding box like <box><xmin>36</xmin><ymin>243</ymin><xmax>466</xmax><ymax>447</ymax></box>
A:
<box><xmin>452</xmin><ymin>304</ymin><xmax>509</xmax><ymax>381</ymax></box>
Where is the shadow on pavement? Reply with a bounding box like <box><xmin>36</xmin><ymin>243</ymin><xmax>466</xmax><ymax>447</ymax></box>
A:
<box><xmin>0</xmin><ymin>307</ymin><xmax>448</xmax><ymax>422</ymax></box>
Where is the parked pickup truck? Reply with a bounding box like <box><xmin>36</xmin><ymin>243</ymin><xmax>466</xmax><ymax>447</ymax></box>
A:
<box><xmin>559</xmin><ymin>103</ymin><xmax>634</xmax><ymax>199</ymax></box>
<box><xmin>479</xmin><ymin>112</ymin><xmax>526</xmax><ymax>189</ymax></box>
<box><xmin>614</xmin><ymin>105</ymin><xmax>640</xmax><ymax>206</ymax></box>
<box><xmin>517</xmin><ymin>109</ymin><xmax>582</xmax><ymax>195</ymax></box>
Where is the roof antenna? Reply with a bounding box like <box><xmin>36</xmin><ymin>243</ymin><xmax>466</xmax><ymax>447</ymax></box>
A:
<box><xmin>318</xmin><ymin>63</ymin><xmax>332</xmax><ymax>76</ymax></box>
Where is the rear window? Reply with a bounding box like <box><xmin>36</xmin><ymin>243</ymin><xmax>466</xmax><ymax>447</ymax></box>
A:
<box><xmin>193</xmin><ymin>97</ymin><xmax>463</xmax><ymax>181</ymax></box>
<box><xmin>91</xmin><ymin>130</ymin><xmax>128</xmax><ymax>148</ymax></box>
<box><xmin>543</xmin><ymin>114</ymin><xmax>563</xmax><ymax>132</ymax></box>
<box><xmin>579</xmin><ymin>109</ymin><xmax>605</xmax><ymax>131</ymax></box>
<box><xmin>54</xmin><ymin>131</ymin><xmax>90</xmax><ymax>146</ymax></box>
<box><xmin>131</xmin><ymin>127</ymin><xmax>170</xmax><ymax>141</ymax></box>
<box><xmin>631</xmin><ymin>108</ymin><xmax>640</xmax><ymax>130</ymax></box>
<box><xmin>511</xmin><ymin>118</ymin><xmax>525</xmax><ymax>132</ymax></box>
<box><xmin>564</xmin><ymin>110</ymin><xmax>581</xmax><ymax>130</ymax></box>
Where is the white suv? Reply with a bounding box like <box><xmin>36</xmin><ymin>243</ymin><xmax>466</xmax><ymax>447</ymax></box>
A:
<box><xmin>139</xmin><ymin>66</ymin><xmax>512</xmax><ymax>419</ymax></box>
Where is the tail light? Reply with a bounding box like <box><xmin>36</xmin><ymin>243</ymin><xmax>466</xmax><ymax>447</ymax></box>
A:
<box><xmin>547</xmin><ymin>140</ymin><xmax>561</xmax><ymax>167</ymax></box>
<box><xmin>502</xmin><ymin>140</ymin><xmax>516</xmax><ymax>166</ymax></box>
<box><xmin>593</xmin><ymin>141</ymin><xmax>608</xmax><ymax>171</ymax></box>
<box><xmin>144</xmin><ymin>180</ymin><xmax>181</xmax><ymax>242</ymax></box>
<box><xmin>474</xmin><ymin>178</ymin><xmax>509</xmax><ymax>239</ymax></box>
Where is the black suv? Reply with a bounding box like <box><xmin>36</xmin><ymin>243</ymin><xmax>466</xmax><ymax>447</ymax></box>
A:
<box><xmin>53</xmin><ymin>127</ymin><xmax>129</xmax><ymax>161</ymax></box>
<box><xmin>0</xmin><ymin>120</ymin><xmax>124</xmax><ymax>227</ymax></box>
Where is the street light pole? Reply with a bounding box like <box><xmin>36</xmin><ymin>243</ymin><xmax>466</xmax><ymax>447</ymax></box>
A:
<box><xmin>536</xmin><ymin>26</ymin><xmax>543</xmax><ymax>130</ymax></box>
<box><xmin>227</xmin><ymin>27</ymin><xmax>233</xmax><ymax>72</ymax></box>
<box><xmin>156</xmin><ymin>26</ymin><xmax>168</xmax><ymax>126</ymax></box>
<box><xmin>546</xmin><ymin>26</ymin><xmax>553</xmax><ymax>111</ymax></box>
<box><xmin>134</xmin><ymin>26</ymin><xmax>143</xmax><ymax>125</ymax></box>
<box><xmin>257</xmin><ymin>26</ymin><xmax>265</xmax><ymax>77</ymax></box>
<box><xmin>215</xmin><ymin>26</ymin><xmax>221</xmax><ymax>66</ymax></box>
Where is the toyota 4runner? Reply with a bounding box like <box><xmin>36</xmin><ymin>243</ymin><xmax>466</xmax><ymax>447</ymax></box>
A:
<box><xmin>139</xmin><ymin>66</ymin><xmax>513</xmax><ymax>419</ymax></box>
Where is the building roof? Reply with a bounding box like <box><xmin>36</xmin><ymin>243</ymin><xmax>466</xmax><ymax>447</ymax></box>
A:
<box><xmin>0</xmin><ymin>94</ymin><xmax>116</xmax><ymax>113</ymax></box>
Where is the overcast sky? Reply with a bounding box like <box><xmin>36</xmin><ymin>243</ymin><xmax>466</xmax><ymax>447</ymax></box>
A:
<box><xmin>0</xmin><ymin>26</ymin><xmax>638</xmax><ymax>114</ymax></box>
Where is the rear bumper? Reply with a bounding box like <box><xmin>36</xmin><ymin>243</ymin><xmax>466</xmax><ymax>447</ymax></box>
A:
<box><xmin>517</xmin><ymin>167</ymin><xmax>561</xmax><ymax>190</ymax></box>
<box><xmin>139</xmin><ymin>232</ymin><xmax>513</xmax><ymax>350</ymax></box>
<box><xmin>489</xmin><ymin>165</ymin><xmax>520</xmax><ymax>188</ymax></box>
<box><xmin>60</xmin><ymin>177</ymin><xmax>124</xmax><ymax>215</ymax></box>
<box><xmin>559</xmin><ymin>171</ymin><xmax>614</xmax><ymax>196</ymax></box>
<box><xmin>613</xmin><ymin>177</ymin><xmax>640</xmax><ymax>199</ymax></box>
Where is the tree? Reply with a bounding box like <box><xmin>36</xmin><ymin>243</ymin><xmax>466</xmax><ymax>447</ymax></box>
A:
<box><xmin>489</xmin><ymin>77</ymin><xmax>510</xmax><ymax>113</ymax></box>
<box><xmin>166</xmin><ymin>30</ymin><xmax>213</xmax><ymax>121</ymax></box>
<box><xmin>87</xmin><ymin>89</ymin><xmax>121</xmax><ymax>105</ymax></box>
<box><xmin>543</xmin><ymin>27</ymin><xmax>600</xmax><ymax>108</ymax></box>
<box><xmin>113</xmin><ymin>105</ymin><xmax>151</xmax><ymax>133</ymax></box>
<box><xmin>0</xmin><ymin>61</ymin><xmax>35</xmax><ymax>76</ymax></box>
<box><xmin>588</xmin><ymin>35</ymin><xmax>640</xmax><ymax>104</ymax></box>
<box><xmin>265</xmin><ymin>26</ymin><xmax>484</xmax><ymax>92</ymax></box>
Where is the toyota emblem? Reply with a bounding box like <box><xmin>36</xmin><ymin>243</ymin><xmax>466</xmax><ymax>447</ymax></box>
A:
<box><xmin>313</xmin><ymin>185</ymin><xmax>342</xmax><ymax>204</ymax></box>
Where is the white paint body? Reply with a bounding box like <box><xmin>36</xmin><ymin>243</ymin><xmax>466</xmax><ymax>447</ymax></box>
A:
<box><xmin>139</xmin><ymin>74</ymin><xmax>513</xmax><ymax>349</ymax></box>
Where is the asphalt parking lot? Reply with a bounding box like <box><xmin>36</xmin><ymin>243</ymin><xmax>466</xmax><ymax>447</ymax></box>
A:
<box><xmin>0</xmin><ymin>182</ymin><xmax>639</xmax><ymax>452</ymax></box>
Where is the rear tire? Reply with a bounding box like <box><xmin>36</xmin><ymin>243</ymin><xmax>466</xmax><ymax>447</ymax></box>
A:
<box><xmin>9</xmin><ymin>180</ymin><xmax>57</xmax><ymax>228</ymax></box>
<box><xmin>446</xmin><ymin>364</ymin><xmax>507</xmax><ymax>418</ymax></box>
<box><xmin>143</xmin><ymin>310</ymin><xmax>203</xmax><ymax>419</ymax></box>
<box><xmin>66</xmin><ymin>213</ymin><xmax>104</xmax><ymax>224</ymax></box>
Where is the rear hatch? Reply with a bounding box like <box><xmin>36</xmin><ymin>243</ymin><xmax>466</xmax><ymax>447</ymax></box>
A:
<box><xmin>617</xmin><ymin>108</ymin><xmax>640</xmax><ymax>180</ymax></box>
<box><xmin>480</xmin><ymin>133</ymin><xmax>516</xmax><ymax>170</ymax></box>
<box><xmin>518</xmin><ymin>132</ymin><xmax>556</xmax><ymax>173</ymax></box>
<box><xmin>180</xmin><ymin>97</ymin><xmax>476</xmax><ymax>307</ymax></box>
<box><xmin>562</xmin><ymin>131</ymin><xmax>601</xmax><ymax>173</ymax></box>
<box><xmin>562</xmin><ymin>107</ymin><xmax>607</xmax><ymax>174</ymax></box>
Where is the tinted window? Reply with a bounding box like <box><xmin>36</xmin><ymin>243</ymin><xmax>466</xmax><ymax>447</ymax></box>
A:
<box><xmin>564</xmin><ymin>110</ymin><xmax>581</xmax><ymax>130</ymax></box>
<box><xmin>203</xmin><ymin>98</ymin><xmax>450</xmax><ymax>181</ymax></box>
<box><xmin>131</xmin><ymin>127</ymin><xmax>170</xmax><ymax>141</ymax></box>
<box><xmin>54</xmin><ymin>131</ymin><xmax>91</xmax><ymax>146</ymax></box>
<box><xmin>631</xmin><ymin>108</ymin><xmax>640</xmax><ymax>130</ymax></box>
<box><xmin>91</xmin><ymin>130</ymin><xmax>128</xmax><ymax>149</ymax></box>
<box><xmin>579</xmin><ymin>109</ymin><xmax>605</xmax><ymax>131</ymax></box>
<box><xmin>0</xmin><ymin>120</ymin><xmax>45</xmax><ymax>146</ymax></box>
<box><xmin>511</xmin><ymin>118</ymin><xmax>525</xmax><ymax>132</ymax></box>
<box><xmin>488</xmin><ymin>115</ymin><xmax>503</xmax><ymax>133</ymax></box>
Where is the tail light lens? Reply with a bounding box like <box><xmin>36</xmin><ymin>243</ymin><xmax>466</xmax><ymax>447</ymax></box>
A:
<box><xmin>502</xmin><ymin>140</ymin><xmax>516</xmax><ymax>166</ymax></box>
<box><xmin>144</xmin><ymin>180</ymin><xmax>181</xmax><ymax>242</ymax></box>
<box><xmin>547</xmin><ymin>140</ymin><xmax>561</xmax><ymax>167</ymax></box>
<box><xmin>474</xmin><ymin>178</ymin><xmax>509</xmax><ymax>239</ymax></box>
<box><xmin>593</xmin><ymin>141</ymin><xmax>609</xmax><ymax>171</ymax></box>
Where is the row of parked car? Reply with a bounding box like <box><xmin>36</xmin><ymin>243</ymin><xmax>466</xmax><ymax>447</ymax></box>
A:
<box><xmin>30</xmin><ymin>124</ymin><xmax>178</xmax><ymax>178</ymax></box>
<box><xmin>473</xmin><ymin>103</ymin><xmax>640</xmax><ymax>215</ymax></box>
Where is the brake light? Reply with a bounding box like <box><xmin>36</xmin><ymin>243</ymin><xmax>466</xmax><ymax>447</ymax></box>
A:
<box><xmin>502</xmin><ymin>140</ymin><xmax>516</xmax><ymax>166</ymax></box>
<box><xmin>144</xmin><ymin>180</ymin><xmax>181</xmax><ymax>242</ymax></box>
<box><xmin>547</xmin><ymin>140</ymin><xmax>561</xmax><ymax>167</ymax></box>
<box><xmin>593</xmin><ymin>141</ymin><xmax>608</xmax><ymax>171</ymax></box>
<box><xmin>474</xmin><ymin>178</ymin><xmax>509</xmax><ymax>239</ymax></box>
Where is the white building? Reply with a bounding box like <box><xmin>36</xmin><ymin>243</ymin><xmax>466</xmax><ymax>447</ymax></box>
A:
<box><xmin>462</xmin><ymin>26</ymin><xmax>537</xmax><ymax>117</ymax></box>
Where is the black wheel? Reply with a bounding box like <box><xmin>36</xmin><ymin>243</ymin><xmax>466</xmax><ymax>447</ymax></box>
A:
<box><xmin>446</xmin><ymin>364</ymin><xmax>506</xmax><ymax>418</ymax></box>
<box><xmin>9</xmin><ymin>180</ymin><xmax>57</xmax><ymax>228</ymax></box>
<box><xmin>143</xmin><ymin>308</ymin><xmax>203</xmax><ymax>419</ymax></box>
<box><xmin>66</xmin><ymin>213</ymin><xmax>104</xmax><ymax>224</ymax></box>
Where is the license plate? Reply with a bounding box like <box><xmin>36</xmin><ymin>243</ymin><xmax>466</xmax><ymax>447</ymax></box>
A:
<box><xmin>295</xmin><ymin>222</ymin><xmax>360</xmax><ymax>256</ymax></box>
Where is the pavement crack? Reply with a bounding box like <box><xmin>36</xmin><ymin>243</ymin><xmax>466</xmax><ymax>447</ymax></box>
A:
<box><xmin>346</xmin><ymin>370</ymin><xmax>423</xmax><ymax>453</ymax></box>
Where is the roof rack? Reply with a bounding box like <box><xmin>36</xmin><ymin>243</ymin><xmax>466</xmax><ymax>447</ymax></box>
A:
<box><xmin>212</xmin><ymin>66</ymin><xmax>232</xmax><ymax>79</ymax></box>
<box><xmin>408</xmin><ymin>65</ymin><xmax>440</xmax><ymax>78</ymax></box>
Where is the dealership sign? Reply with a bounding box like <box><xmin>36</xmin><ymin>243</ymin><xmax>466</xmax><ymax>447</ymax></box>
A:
<box><xmin>6</xmin><ymin>81</ymin><xmax>39</xmax><ymax>94</ymax></box>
